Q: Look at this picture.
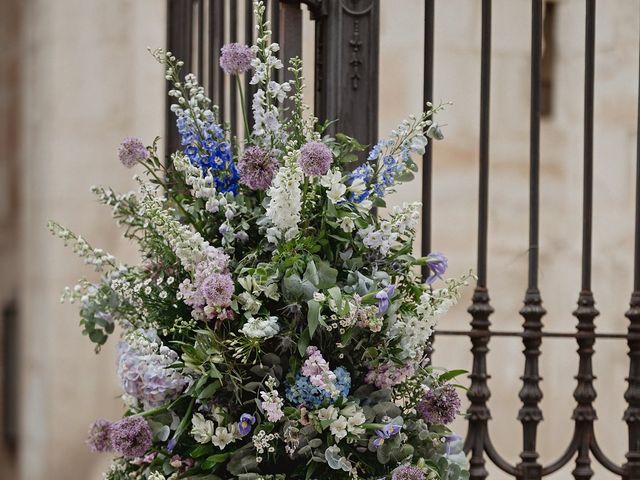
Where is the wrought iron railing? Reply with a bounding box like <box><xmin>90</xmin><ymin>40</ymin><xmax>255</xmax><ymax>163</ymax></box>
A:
<box><xmin>165</xmin><ymin>1</ymin><xmax>640</xmax><ymax>478</ymax></box>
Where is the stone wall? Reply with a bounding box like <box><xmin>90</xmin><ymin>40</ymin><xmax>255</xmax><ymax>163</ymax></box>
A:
<box><xmin>1</xmin><ymin>0</ymin><xmax>638</xmax><ymax>479</ymax></box>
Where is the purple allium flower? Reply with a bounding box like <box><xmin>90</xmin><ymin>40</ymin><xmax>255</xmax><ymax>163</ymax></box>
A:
<box><xmin>86</xmin><ymin>419</ymin><xmax>114</xmax><ymax>453</ymax></box>
<box><xmin>219</xmin><ymin>43</ymin><xmax>254</xmax><ymax>75</ymax></box>
<box><xmin>238</xmin><ymin>413</ymin><xmax>256</xmax><ymax>436</ymax></box>
<box><xmin>425</xmin><ymin>252</ymin><xmax>448</xmax><ymax>285</ymax></box>
<box><xmin>118</xmin><ymin>137</ymin><xmax>148</xmax><ymax>168</ymax></box>
<box><xmin>201</xmin><ymin>272</ymin><xmax>234</xmax><ymax>307</ymax></box>
<box><xmin>392</xmin><ymin>465</ymin><xmax>426</xmax><ymax>480</ymax></box>
<box><xmin>110</xmin><ymin>416</ymin><xmax>153</xmax><ymax>458</ymax></box>
<box><xmin>238</xmin><ymin>146</ymin><xmax>280</xmax><ymax>190</ymax></box>
<box><xmin>375</xmin><ymin>284</ymin><xmax>396</xmax><ymax>315</ymax></box>
<box><xmin>417</xmin><ymin>384</ymin><xmax>461</xmax><ymax>425</ymax></box>
<box><xmin>298</xmin><ymin>141</ymin><xmax>333</xmax><ymax>177</ymax></box>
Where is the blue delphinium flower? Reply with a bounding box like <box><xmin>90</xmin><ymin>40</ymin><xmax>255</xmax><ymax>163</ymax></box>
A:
<box><xmin>175</xmin><ymin>110</ymin><xmax>239</xmax><ymax>194</ymax></box>
<box><xmin>425</xmin><ymin>252</ymin><xmax>448</xmax><ymax>285</ymax></box>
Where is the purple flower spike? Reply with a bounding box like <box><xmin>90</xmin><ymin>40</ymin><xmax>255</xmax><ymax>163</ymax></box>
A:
<box><xmin>219</xmin><ymin>43</ymin><xmax>254</xmax><ymax>75</ymax></box>
<box><xmin>298</xmin><ymin>141</ymin><xmax>333</xmax><ymax>177</ymax></box>
<box><xmin>86</xmin><ymin>419</ymin><xmax>114</xmax><ymax>453</ymax></box>
<box><xmin>375</xmin><ymin>284</ymin><xmax>396</xmax><ymax>315</ymax></box>
<box><xmin>238</xmin><ymin>413</ymin><xmax>256</xmax><ymax>437</ymax></box>
<box><xmin>425</xmin><ymin>252</ymin><xmax>448</xmax><ymax>285</ymax></box>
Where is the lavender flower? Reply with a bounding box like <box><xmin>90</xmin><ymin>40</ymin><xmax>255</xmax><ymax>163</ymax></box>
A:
<box><xmin>118</xmin><ymin>137</ymin><xmax>148</xmax><ymax>168</ymax></box>
<box><xmin>416</xmin><ymin>384</ymin><xmax>461</xmax><ymax>425</ymax></box>
<box><xmin>298</xmin><ymin>141</ymin><xmax>332</xmax><ymax>177</ymax></box>
<box><xmin>238</xmin><ymin>413</ymin><xmax>256</xmax><ymax>436</ymax></box>
<box><xmin>238</xmin><ymin>146</ymin><xmax>280</xmax><ymax>190</ymax></box>
<box><xmin>86</xmin><ymin>419</ymin><xmax>114</xmax><ymax>453</ymax></box>
<box><xmin>219</xmin><ymin>43</ymin><xmax>254</xmax><ymax>75</ymax></box>
<box><xmin>201</xmin><ymin>272</ymin><xmax>234</xmax><ymax>307</ymax></box>
<box><xmin>444</xmin><ymin>434</ymin><xmax>463</xmax><ymax>455</ymax></box>
<box><xmin>110</xmin><ymin>416</ymin><xmax>153</xmax><ymax>458</ymax></box>
<box><xmin>392</xmin><ymin>465</ymin><xmax>426</xmax><ymax>480</ymax></box>
<box><xmin>425</xmin><ymin>252</ymin><xmax>448</xmax><ymax>285</ymax></box>
<box><xmin>373</xmin><ymin>423</ymin><xmax>402</xmax><ymax>448</ymax></box>
<box><xmin>375</xmin><ymin>284</ymin><xmax>396</xmax><ymax>315</ymax></box>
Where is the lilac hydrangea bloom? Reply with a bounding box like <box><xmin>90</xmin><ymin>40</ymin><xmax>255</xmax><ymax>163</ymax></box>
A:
<box><xmin>392</xmin><ymin>465</ymin><xmax>426</xmax><ymax>480</ymax></box>
<box><xmin>425</xmin><ymin>252</ymin><xmax>448</xmax><ymax>285</ymax></box>
<box><xmin>364</xmin><ymin>361</ymin><xmax>415</xmax><ymax>389</ymax></box>
<box><xmin>298</xmin><ymin>141</ymin><xmax>333</xmax><ymax>177</ymax></box>
<box><xmin>110</xmin><ymin>416</ymin><xmax>153</xmax><ymax>458</ymax></box>
<box><xmin>219</xmin><ymin>43</ymin><xmax>254</xmax><ymax>75</ymax></box>
<box><xmin>238</xmin><ymin>146</ymin><xmax>280</xmax><ymax>190</ymax></box>
<box><xmin>117</xmin><ymin>329</ymin><xmax>189</xmax><ymax>409</ymax></box>
<box><xmin>416</xmin><ymin>384</ymin><xmax>461</xmax><ymax>425</ymax></box>
<box><xmin>86</xmin><ymin>419</ymin><xmax>114</xmax><ymax>453</ymax></box>
<box><xmin>118</xmin><ymin>137</ymin><xmax>148</xmax><ymax>168</ymax></box>
<box><xmin>238</xmin><ymin>413</ymin><xmax>256</xmax><ymax>436</ymax></box>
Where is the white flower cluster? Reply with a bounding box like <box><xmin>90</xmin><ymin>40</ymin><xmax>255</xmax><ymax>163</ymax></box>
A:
<box><xmin>138</xmin><ymin>185</ymin><xmax>215</xmax><ymax>273</ymax></box>
<box><xmin>240</xmin><ymin>315</ymin><xmax>280</xmax><ymax>339</ymax></box>
<box><xmin>313</xmin><ymin>403</ymin><xmax>366</xmax><ymax>443</ymax></box>
<box><xmin>265</xmin><ymin>145</ymin><xmax>303</xmax><ymax>243</ymax></box>
<box><xmin>190</xmin><ymin>412</ymin><xmax>240</xmax><ymax>449</ymax></box>
<box><xmin>48</xmin><ymin>221</ymin><xmax>116</xmax><ymax>271</ymax></box>
<box><xmin>172</xmin><ymin>153</ymin><xmax>219</xmax><ymax>210</ymax></box>
<box><xmin>252</xmin><ymin>430</ymin><xmax>279</xmax><ymax>463</ymax></box>
<box><xmin>249</xmin><ymin>2</ymin><xmax>291</xmax><ymax>146</ymax></box>
<box><xmin>391</xmin><ymin>274</ymin><xmax>470</xmax><ymax>360</ymax></box>
<box><xmin>358</xmin><ymin>202</ymin><xmax>421</xmax><ymax>255</ymax></box>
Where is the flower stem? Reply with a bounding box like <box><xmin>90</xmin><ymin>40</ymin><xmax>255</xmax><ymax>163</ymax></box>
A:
<box><xmin>236</xmin><ymin>76</ymin><xmax>251</xmax><ymax>140</ymax></box>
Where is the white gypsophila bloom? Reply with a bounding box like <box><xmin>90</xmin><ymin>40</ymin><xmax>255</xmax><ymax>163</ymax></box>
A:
<box><xmin>265</xmin><ymin>147</ymin><xmax>303</xmax><ymax>243</ymax></box>
<box><xmin>191</xmin><ymin>413</ymin><xmax>215</xmax><ymax>444</ymax></box>
<box><xmin>240</xmin><ymin>316</ymin><xmax>280</xmax><ymax>338</ymax></box>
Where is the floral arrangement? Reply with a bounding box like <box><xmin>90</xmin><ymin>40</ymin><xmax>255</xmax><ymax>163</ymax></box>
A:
<box><xmin>50</xmin><ymin>3</ymin><xmax>471</xmax><ymax>479</ymax></box>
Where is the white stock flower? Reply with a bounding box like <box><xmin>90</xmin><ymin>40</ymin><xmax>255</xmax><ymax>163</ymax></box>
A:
<box><xmin>265</xmin><ymin>149</ymin><xmax>303</xmax><ymax>243</ymax></box>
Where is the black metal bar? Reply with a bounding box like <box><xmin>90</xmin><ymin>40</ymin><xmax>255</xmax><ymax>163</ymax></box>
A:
<box><xmin>197</xmin><ymin>0</ymin><xmax>204</xmax><ymax>81</ymax></box>
<box><xmin>623</xmin><ymin>8</ymin><xmax>640</xmax><ymax>478</ymax></box>
<box><xmin>210</xmin><ymin>0</ymin><xmax>225</xmax><ymax>122</ymax></box>
<box><xmin>230</xmin><ymin>0</ymin><xmax>239</xmax><ymax>137</ymax></box>
<box><xmin>421</xmin><ymin>0</ymin><xmax>434</xmax><ymax>279</ymax></box>
<box><xmin>166</xmin><ymin>0</ymin><xmax>194</xmax><ymax>156</ymax></box>
<box><xmin>572</xmin><ymin>2</ymin><xmax>598</xmax><ymax>479</ymax></box>
<box><xmin>516</xmin><ymin>2</ymin><xmax>546</xmax><ymax>478</ymax></box>
<box><xmin>465</xmin><ymin>2</ymin><xmax>494</xmax><ymax>479</ymax></box>
<box><xmin>436</xmin><ymin>329</ymin><xmax>636</xmax><ymax>340</ymax></box>
<box><xmin>271</xmin><ymin>0</ymin><xmax>281</xmax><ymax>84</ymax></box>
<box><xmin>245</xmin><ymin>0</ymin><xmax>254</xmax><ymax>126</ymax></box>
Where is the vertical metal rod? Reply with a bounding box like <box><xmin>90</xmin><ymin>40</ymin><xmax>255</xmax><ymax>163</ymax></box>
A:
<box><xmin>230</xmin><ymin>0</ymin><xmax>238</xmax><ymax>137</ymax></box>
<box><xmin>245</xmin><ymin>0</ymin><xmax>255</xmax><ymax>126</ymax></box>
<box><xmin>465</xmin><ymin>2</ymin><xmax>494</xmax><ymax>479</ymax></box>
<box><xmin>572</xmin><ymin>1</ymin><xmax>598</xmax><ymax>479</ymax></box>
<box><xmin>209</xmin><ymin>0</ymin><xmax>225</xmax><ymax>122</ymax></box>
<box><xmin>516</xmin><ymin>2</ymin><xmax>546</xmax><ymax>479</ymax></box>
<box><xmin>623</xmin><ymin>10</ymin><xmax>640</xmax><ymax>479</ymax></box>
<box><xmin>421</xmin><ymin>0</ymin><xmax>434</xmax><ymax>280</ymax></box>
<box><xmin>197</xmin><ymin>0</ymin><xmax>204</xmax><ymax>81</ymax></box>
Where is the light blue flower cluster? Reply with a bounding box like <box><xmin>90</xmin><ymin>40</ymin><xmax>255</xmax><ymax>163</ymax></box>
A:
<box><xmin>347</xmin><ymin>139</ymin><xmax>407</xmax><ymax>203</ymax></box>
<box><xmin>285</xmin><ymin>366</ymin><xmax>351</xmax><ymax>408</ymax></box>
<box><xmin>175</xmin><ymin>110</ymin><xmax>239</xmax><ymax>194</ymax></box>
